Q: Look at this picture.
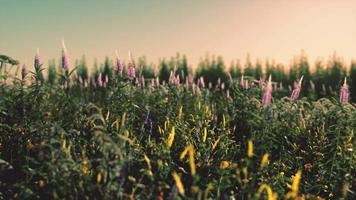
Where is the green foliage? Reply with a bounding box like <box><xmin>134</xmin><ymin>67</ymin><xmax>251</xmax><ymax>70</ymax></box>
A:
<box><xmin>0</xmin><ymin>68</ymin><xmax>355</xmax><ymax>199</ymax></box>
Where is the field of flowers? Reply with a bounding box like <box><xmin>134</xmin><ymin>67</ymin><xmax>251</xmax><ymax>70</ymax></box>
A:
<box><xmin>0</xmin><ymin>47</ymin><xmax>355</xmax><ymax>199</ymax></box>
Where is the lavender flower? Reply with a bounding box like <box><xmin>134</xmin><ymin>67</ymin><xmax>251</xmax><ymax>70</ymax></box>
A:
<box><xmin>174</xmin><ymin>75</ymin><xmax>180</xmax><ymax>86</ymax></box>
<box><xmin>21</xmin><ymin>65</ymin><xmax>27</xmax><ymax>79</ymax></box>
<box><xmin>340</xmin><ymin>77</ymin><xmax>349</xmax><ymax>104</ymax></box>
<box><xmin>141</xmin><ymin>76</ymin><xmax>145</xmax><ymax>88</ymax></box>
<box><xmin>240</xmin><ymin>75</ymin><xmax>245</xmax><ymax>88</ymax></box>
<box><xmin>61</xmin><ymin>39</ymin><xmax>70</xmax><ymax>71</ymax></box>
<box><xmin>115</xmin><ymin>50</ymin><xmax>123</xmax><ymax>75</ymax></box>
<box><xmin>34</xmin><ymin>48</ymin><xmax>41</xmax><ymax>69</ymax></box>
<box><xmin>192</xmin><ymin>83</ymin><xmax>196</xmax><ymax>95</ymax></box>
<box><xmin>127</xmin><ymin>51</ymin><xmax>136</xmax><ymax>79</ymax></box>
<box><xmin>290</xmin><ymin>76</ymin><xmax>303</xmax><ymax>101</ymax></box>
<box><xmin>262</xmin><ymin>75</ymin><xmax>273</xmax><ymax>107</ymax></box>
<box><xmin>156</xmin><ymin>77</ymin><xmax>160</xmax><ymax>87</ymax></box>
<box><xmin>244</xmin><ymin>80</ymin><xmax>249</xmax><ymax>89</ymax></box>
<box><xmin>198</xmin><ymin>77</ymin><xmax>205</xmax><ymax>88</ymax></box>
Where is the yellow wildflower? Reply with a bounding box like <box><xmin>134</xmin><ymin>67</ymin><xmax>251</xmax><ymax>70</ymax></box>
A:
<box><xmin>178</xmin><ymin>106</ymin><xmax>183</xmax><ymax>121</ymax></box>
<box><xmin>172</xmin><ymin>171</ymin><xmax>185</xmax><ymax>196</ymax></box>
<box><xmin>247</xmin><ymin>140</ymin><xmax>253</xmax><ymax>158</ymax></box>
<box><xmin>203</xmin><ymin>127</ymin><xmax>207</xmax><ymax>142</ymax></box>
<box><xmin>257</xmin><ymin>183</ymin><xmax>278</xmax><ymax>200</ymax></box>
<box><xmin>220</xmin><ymin>161</ymin><xmax>230</xmax><ymax>169</ymax></box>
<box><xmin>180</xmin><ymin>144</ymin><xmax>196</xmax><ymax>175</ymax></box>
<box><xmin>260</xmin><ymin>153</ymin><xmax>269</xmax><ymax>167</ymax></box>
<box><xmin>167</xmin><ymin>126</ymin><xmax>175</xmax><ymax>148</ymax></box>
<box><xmin>286</xmin><ymin>170</ymin><xmax>302</xmax><ymax>199</ymax></box>
<box><xmin>121</xmin><ymin>112</ymin><xmax>126</xmax><ymax>128</ymax></box>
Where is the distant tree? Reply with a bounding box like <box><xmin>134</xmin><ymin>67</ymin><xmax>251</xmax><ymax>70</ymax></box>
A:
<box><xmin>326</xmin><ymin>53</ymin><xmax>345</xmax><ymax>95</ymax></box>
<box><xmin>297</xmin><ymin>53</ymin><xmax>311</xmax><ymax>95</ymax></box>
<box><xmin>229</xmin><ymin>59</ymin><xmax>242</xmax><ymax>79</ymax></box>
<box><xmin>254</xmin><ymin>59</ymin><xmax>263</xmax><ymax>79</ymax></box>
<box><xmin>312</xmin><ymin>60</ymin><xmax>325</xmax><ymax>97</ymax></box>
<box><xmin>243</xmin><ymin>54</ymin><xmax>255</xmax><ymax>77</ymax></box>
<box><xmin>350</xmin><ymin>61</ymin><xmax>356</xmax><ymax>101</ymax></box>
<box><xmin>77</xmin><ymin>55</ymin><xmax>88</xmax><ymax>82</ymax></box>
<box><xmin>196</xmin><ymin>55</ymin><xmax>227</xmax><ymax>86</ymax></box>
<box><xmin>159</xmin><ymin>59</ymin><xmax>170</xmax><ymax>82</ymax></box>
<box><xmin>102</xmin><ymin>57</ymin><xmax>113</xmax><ymax>81</ymax></box>
<box><xmin>47</xmin><ymin>59</ymin><xmax>56</xmax><ymax>85</ymax></box>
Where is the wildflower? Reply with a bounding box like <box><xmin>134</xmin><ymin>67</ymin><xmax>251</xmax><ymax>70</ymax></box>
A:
<box><xmin>97</xmin><ymin>172</ymin><xmax>102</xmax><ymax>183</ymax></box>
<box><xmin>34</xmin><ymin>48</ymin><xmax>41</xmax><ymax>69</ymax></box>
<box><xmin>38</xmin><ymin>180</ymin><xmax>45</xmax><ymax>188</ymax></box>
<box><xmin>81</xmin><ymin>159</ymin><xmax>90</xmax><ymax>174</ymax></box>
<box><xmin>121</xmin><ymin>112</ymin><xmax>126</xmax><ymax>128</ymax></box>
<box><xmin>247</xmin><ymin>140</ymin><xmax>253</xmax><ymax>157</ymax></box>
<box><xmin>178</xmin><ymin>106</ymin><xmax>183</xmax><ymax>121</ymax></box>
<box><xmin>179</xmin><ymin>144</ymin><xmax>196</xmax><ymax>175</ymax></box>
<box><xmin>61</xmin><ymin>39</ymin><xmax>70</xmax><ymax>71</ymax></box>
<box><xmin>286</xmin><ymin>170</ymin><xmax>302</xmax><ymax>199</ymax></box>
<box><xmin>220</xmin><ymin>161</ymin><xmax>230</xmax><ymax>169</ymax></box>
<box><xmin>144</xmin><ymin>154</ymin><xmax>153</xmax><ymax>176</ymax></box>
<box><xmin>212</xmin><ymin>137</ymin><xmax>220</xmax><ymax>151</ymax></box>
<box><xmin>156</xmin><ymin>77</ymin><xmax>160</xmax><ymax>87</ymax></box>
<box><xmin>192</xmin><ymin>83</ymin><xmax>196</xmax><ymax>95</ymax></box>
<box><xmin>304</xmin><ymin>163</ymin><xmax>313</xmax><ymax>170</ymax></box>
<box><xmin>127</xmin><ymin>51</ymin><xmax>136</xmax><ymax>79</ymax></box>
<box><xmin>203</xmin><ymin>127</ymin><xmax>207</xmax><ymax>142</ymax></box>
<box><xmin>240</xmin><ymin>75</ymin><xmax>245</xmax><ymax>88</ymax></box>
<box><xmin>290</xmin><ymin>76</ymin><xmax>303</xmax><ymax>101</ymax></box>
<box><xmin>260</xmin><ymin>153</ymin><xmax>269</xmax><ymax>167</ymax></box>
<box><xmin>172</xmin><ymin>172</ymin><xmax>185</xmax><ymax>196</ymax></box>
<box><xmin>262</xmin><ymin>75</ymin><xmax>273</xmax><ymax>107</ymax></box>
<box><xmin>257</xmin><ymin>183</ymin><xmax>278</xmax><ymax>200</ymax></box>
<box><xmin>141</xmin><ymin>75</ymin><xmax>145</xmax><ymax>88</ymax></box>
<box><xmin>167</xmin><ymin>126</ymin><xmax>175</xmax><ymax>148</ymax></box>
<box><xmin>174</xmin><ymin>75</ymin><xmax>180</xmax><ymax>86</ymax></box>
<box><xmin>190</xmin><ymin>185</ymin><xmax>200</xmax><ymax>194</ymax></box>
<box><xmin>340</xmin><ymin>77</ymin><xmax>349</xmax><ymax>104</ymax></box>
<box><xmin>198</xmin><ymin>76</ymin><xmax>205</xmax><ymax>88</ymax></box>
<box><xmin>115</xmin><ymin>50</ymin><xmax>124</xmax><ymax>75</ymax></box>
<box><xmin>21</xmin><ymin>65</ymin><xmax>27</xmax><ymax>79</ymax></box>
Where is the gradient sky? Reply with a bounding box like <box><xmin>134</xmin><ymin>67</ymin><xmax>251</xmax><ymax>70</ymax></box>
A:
<box><xmin>1</xmin><ymin>0</ymin><xmax>356</xmax><ymax>68</ymax></box>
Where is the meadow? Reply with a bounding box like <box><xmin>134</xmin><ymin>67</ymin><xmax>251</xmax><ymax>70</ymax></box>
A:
<box><xmin>0</xmin><ymin>50</ymin><xmax>355</xmax><ymax>199</ymax></box>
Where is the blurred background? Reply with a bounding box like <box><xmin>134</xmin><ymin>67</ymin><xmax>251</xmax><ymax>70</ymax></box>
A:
<box><xmin>1</xmin><ymin>0</ymin><xmax>356</xmax><ymax>101</ymax></box>
<box><xmin>1</xmin><ymin>0</ymin><xmax>356</xmax><ymax>69</ymax></box>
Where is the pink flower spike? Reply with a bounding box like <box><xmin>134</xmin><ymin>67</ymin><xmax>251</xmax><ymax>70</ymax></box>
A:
<box><xmin>61</xmin><ymin>39</ymin><xmax>70</xmax><ymax>70</ymax></box>
<box><xmin>340</xmin><ymin>77</ymin><xmax>349</xmax><ymax>104</ymax></box>
<box><xmin>34</xmin><ymin>48</ymin><xmax>41</xmax><ymax>69</ymax></box>
<box><xmin>262</xmin><ymin>75</ymin><xmax>273</xmax><ymax>107</ymax></box>
<box><xmin>290</xmin><ymin>76</ymin><xmax>303</xmax><ymax>101</ymax></box>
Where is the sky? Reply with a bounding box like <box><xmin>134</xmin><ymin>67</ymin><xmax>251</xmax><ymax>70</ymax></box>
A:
<box><xmin>1</xmin><ymin>0</ymin><xmax>356</xmax><ymax>69</ymax></box>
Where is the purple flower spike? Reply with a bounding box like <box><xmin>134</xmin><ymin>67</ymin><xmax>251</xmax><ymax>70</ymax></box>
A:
<box><xmin>127</xmin><ymin>51</ymin><xmax>136</xmax><ymax>79</ymax></box>
<box><xmin>290</xmin><ymin>76</ymin><xmax>303</xmax><ymax>101</ymax></box>
<box><xmin>240</xmin><ymin>75</ymin><xmax>245</xmax><ymax>88</ymax></box>
<box><xmin>262</xmin><ymin>75</ymin><xmax>273</xmax><ymax>107</ymax></box>
<box><xmin>340</xmin><ymin>77</ymin><xmax>349</xmax><ymax>104</ymax></box>
<box><xmin>34</xmin><ymin>48</ymin><xmax>41</xmax><ymax>69</ymax></box>
<box><xmin>21</xmin><ymin>65</ymin><xmax>27</xmax><ymax>79</ymax></box>
<box><xmin>61</xmin><ymin>39</ymin><xmax>70</xmax><ymax>71</ymax></box>
<box><xmin>115</xmin><ymin>50</ymin><xmax>123</xmax><ymax>76</ymax></box>
<box><xmin>198</xmin><ymin>77</ymin><xmax>205</xmax><ymax>88</ymax></box>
